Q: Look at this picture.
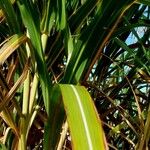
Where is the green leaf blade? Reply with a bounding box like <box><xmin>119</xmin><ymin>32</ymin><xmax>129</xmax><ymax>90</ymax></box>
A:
<box><xmin>59</xmin><ymin>84</ymin><xmax>105</xmax><ymax>150</ymax></box>
<box><xmin>17</xmin><ymin>0</ymin><xmax>52</xmax><ymax>111</ymax></box>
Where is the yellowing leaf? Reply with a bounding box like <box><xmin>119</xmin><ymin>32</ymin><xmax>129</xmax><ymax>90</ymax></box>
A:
<box><xmin>0</xmin><ymin>34</ymin><xmax>27</xmax><ymax>64</ymax></box>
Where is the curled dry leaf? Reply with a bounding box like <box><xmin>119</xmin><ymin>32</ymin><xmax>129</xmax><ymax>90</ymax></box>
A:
<box><xmin>0</xmin><ymin>34</ymin><xmax>27</xmax><ymax>64</ymax></box>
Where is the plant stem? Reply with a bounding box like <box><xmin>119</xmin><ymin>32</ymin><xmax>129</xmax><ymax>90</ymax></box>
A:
<box><xmin>57</xmin><ymin>121</ymin><xmax>68</xmax><ymax>150</ymax></box>
<box><xmin>18</xmin><ymin>70</ymin><xmax>30</xmax><ymax>150</ymax></box>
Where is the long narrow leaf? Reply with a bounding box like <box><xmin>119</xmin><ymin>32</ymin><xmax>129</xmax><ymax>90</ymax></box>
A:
<box><xmin>59</xmin><ymin>84</ymin><xmax>106</xmax><ymax>149</ymax></box>
<box><xmin>0</xmin><ymin>0</ymin><xmax>20</xmax><ymax>33</ymax></box>
<box><xmin>17</xmin><ymin>0</ymin><xmax>52</xmax><ymax>111</ymax></box>
<box><xmin>45</xmin><ymin>84</ymin><xmax>106</xmax><ymax>149</ymax></box>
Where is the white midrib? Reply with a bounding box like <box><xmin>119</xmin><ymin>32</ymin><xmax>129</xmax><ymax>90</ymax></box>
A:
<box><xmin>70</xmin><ymin>85</ymin><xmax>93</xmax><ymax>150</ymax></box>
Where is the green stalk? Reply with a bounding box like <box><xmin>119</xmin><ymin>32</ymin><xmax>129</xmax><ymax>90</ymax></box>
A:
<box><xmin>18</xmin><ymin>71</ymin><xmax>30</xmax><ymax>150</ymax></box>
<box><xmin>41</xmin><ymin>33</ymin><xmax>48</xmax><ymax>53</ymax></box>
<box><xmin>28</xmin><ymin>33</ymin><xmax>48</xmax><ymax>115</ymax></box>
<box><xmin>29</xmin><ymin>73</ymin><xmax>39</xmax><ymax>114</ymax></box>
<box><xmin>27</xmin><ymin>105</ymin><xmax>40</xmax><ymax>139</ymax></box>
<box><xmin>22</xmin><ymin>71</ymin><xmax>30</xmax><ymax>115</ymax></box>
<box><xmin>18</xmin><ymin>29</ymin><xmax>48</xmax><ymax>150</ymax></box>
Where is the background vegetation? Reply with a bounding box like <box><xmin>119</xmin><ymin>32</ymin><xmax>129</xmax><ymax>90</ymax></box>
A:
<box><xmin>0</xmin><ymin>0</ymin><xmax>150</xmax><ymax>149</ymax></box>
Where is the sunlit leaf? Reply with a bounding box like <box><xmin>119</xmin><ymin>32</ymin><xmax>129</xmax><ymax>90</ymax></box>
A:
<box><xmin>45</xmin><ymin>84</ymin><xmax>107</xmax><ymax>149</ymax></box>
<box><xmin>0</xmin><ymin>34</ymin><xmax>27</xmax><ymax>64</ymax></box>
<box><xmin>17</xmin><ymin>0</ymin><xmax>52</xmax><ymax>112</ymax></box>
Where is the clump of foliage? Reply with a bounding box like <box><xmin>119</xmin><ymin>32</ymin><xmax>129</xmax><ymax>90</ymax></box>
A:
<box><xmin>0</xmin><ymin>0</ymin><xmax>150</xmax><ymax>149</ymax></box>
